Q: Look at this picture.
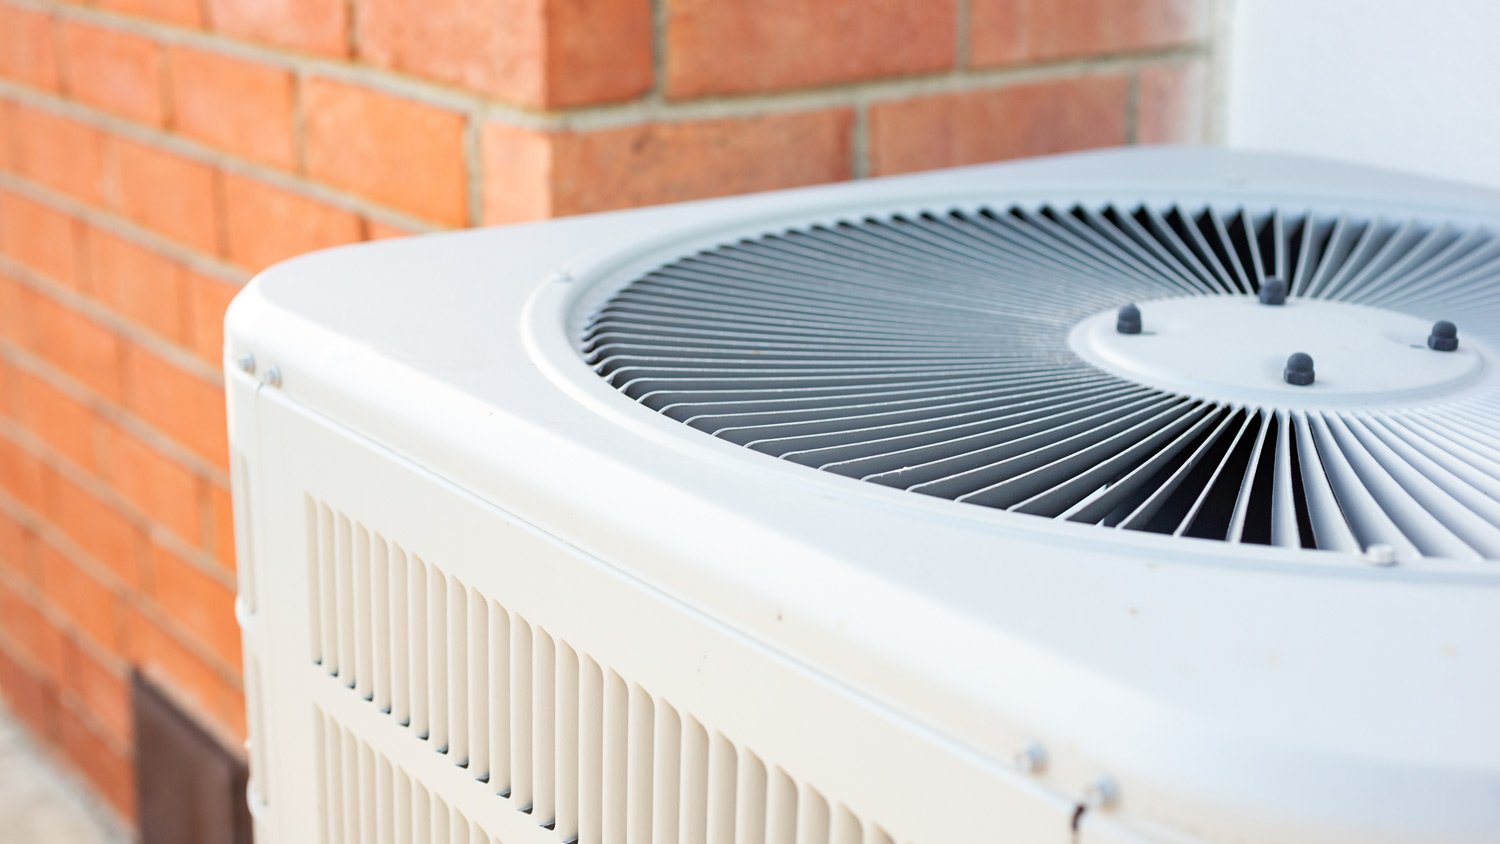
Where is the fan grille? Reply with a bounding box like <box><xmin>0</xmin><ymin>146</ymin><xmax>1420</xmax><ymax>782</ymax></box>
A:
<box><xmin>580</xmin><ymin>204</ymin><xmax>1500</xmax><ymax>562</ymax></box>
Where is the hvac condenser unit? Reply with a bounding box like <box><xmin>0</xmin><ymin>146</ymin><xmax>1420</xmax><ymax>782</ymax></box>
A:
<box><xmin>226</xmin><ymin>149</ymin><xmax>1500</xmax><ymax>844</ymax></box>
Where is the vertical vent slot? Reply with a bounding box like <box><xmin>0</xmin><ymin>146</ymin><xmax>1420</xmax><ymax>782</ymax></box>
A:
<box><xmin>488</xmin><ymin>599</ymin><xmax>512</xmax><ymax>797</ymax></box>
<box><xmin>735</xmin><ymin>749</ymin><xmax>768</xmax><ymax>844</ymax></box>
<box><xmin>603</xmin><ymin>670</ymin><xmax>629</xmax><ymax>844</ymax></box>
<box><xmin>652</xmin><ymin>703</ymin><xmax>682</xmax><ymax>844</ymax></box>
<box><xmin>533</xmin><ymin>627</ymin><xmax>558</xmax><ymax>825</ymax></box>
<box><xmin>336</xmin><ymin>513</ymin><xmax>355</xmax><ymax>688</ymax></box>
<box><xmin>315</xmin><ymin>710</ymin><xmax>340</xmax><ymax>843</ymax></box>
<box><xmin>305</xmin><ymin>497</ymin><xmax>320</xmax><ymax>664</ymax></box>
<box><xmin>796</xmin><ymin>785</ymin><xmax>831</xmax><ymax>844</ymax></box>
<box><xmin>448</xmin><ymin>574</ymin><xmax>470</xmax><ymax>767</ymax></box>
<box><xmin>580</xmin><ymin>656</ymin><xmax>605</xmax><ymax>844</ymax></box>
<box><xmin>679</xmin><ymin>716</ymin><xmax>709</xmax><ymax>844</ymax></box>
<box><xmin>408</xmin><ymin>546</ymin><xmax>430</xmax><ymax>736</ymax></box>
<box><xmin>556</xmin><ymin>642</ymin><xmax>581</xmax><ymax>842</ymax></box>
<box><xmin>231</xmin><ymin>451</ymin><xmax>257</xmax><ymax>612</ymax></box>
<box><xmin>830</xmin><ymin>806</ymin><xmax>862</xmax><ymax>844</ymax></box>
<box><xmin>511</xmin><ymin>615</ymin><xmax>534</xmax><ymax>808</ymax></box>
<box><xmin>706</xmin><ymin>732</ymin><xmax>737</xmax><ymax>844</ymax></box>
<box><xmin>354</xmin><ymin>525</ymin><xmax>374</xmax><ymax>701</ymax></box>
<box><xmin>427</xmin><ymin>559</ymin><xmax>449</xmax><ymax>752</ymax></box>
<box><xmin>627</xmin><ymin>684</ymin><xmax>655</xmax><ymax>844</ymax></box>
<box><xmin>314</xmin><ymin>501</ymin><xmax>336</xmax><ymax>669</ymax></box>
<box><xmin>372</xmin><ymin>538</ymin><xmax>392</xmax><ymax>715</ymax></box>
<box><xmin>467</xmin><ymin>588</ymin><xmax>490</xmax><ymax>783</ymax></box>
<box><xmin>245</xmin><ymin>655</ymin><xmax>269</xmax><ymax>808</ymax></box>
<box><xmin>375</xmin><ymin>753</ymin><xmax>393</xmax><ymax>844</ymax></box>
<box><xmin>766</xmin><ymin>767</ymin><xmax>798</xmax><ymax>844</ymax></box>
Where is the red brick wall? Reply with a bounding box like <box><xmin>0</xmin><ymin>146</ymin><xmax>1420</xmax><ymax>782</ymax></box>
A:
<box><xmin>0</xmin><ymin>0</ymin><xmax>1213</xmax><ymax>827</ymax></box>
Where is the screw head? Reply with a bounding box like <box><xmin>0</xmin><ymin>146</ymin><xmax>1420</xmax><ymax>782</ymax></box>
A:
<box><xmin>1258</xmin><ymin>277</ymin><xmax>1288</xmax><ymax>305</ymax></box>
<box><xmin>1284</xmin><ymin>352</ymin><xmax>1315</xmax><ymax>386</ymax></box>
<box><xmin>1084</xmin><ymin>775</ymin><xmax>1120</xmax><ymax>810</ymax></box>
<box><xmin>235</xmin><ymin>354</ymin><xmax>256</xmax><ymax>374</ymax></box>
<box><xmin>1013</xmin><ymin>741</ymin><xmax>1047</xmax><ymax>775</ymax></box>
<box><xmin>1364</xmin><ymin>543</ymin><xmax>1397</xmax><ymax>567</ymax></box>
<box><xmin>1116</xmin><ymin>303</ymin><xmax>1142</xmax><ymax>335</ymax></box>
<box><xmin>1428</xmin><ymin>320</ymin><xmax>1458</xmax><ymax>352</ymax></box>
<box><xmin>262</xmin><ymin>367</ymin><xmax>282</xmax><ymax>388</ymax></box>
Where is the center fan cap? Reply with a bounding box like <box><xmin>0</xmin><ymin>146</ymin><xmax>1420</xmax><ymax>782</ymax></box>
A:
<box><xmin>1067</xmin><ymin>296</ymin><xmax>1488</xmax><ymax>409</ymax></box>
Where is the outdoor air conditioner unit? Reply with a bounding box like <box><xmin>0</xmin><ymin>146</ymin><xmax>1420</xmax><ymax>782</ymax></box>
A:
<box><xmin>226</xmin><ymin>148</ymin><xmax>1500</xmax><ymax>844</ymax></box>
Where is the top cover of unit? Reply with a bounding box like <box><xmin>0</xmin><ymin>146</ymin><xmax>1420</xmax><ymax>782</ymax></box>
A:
<box><xmin>227</xmin><ymin>148</ymin><xmax>1500</xmax><ymax>844</ymax></box>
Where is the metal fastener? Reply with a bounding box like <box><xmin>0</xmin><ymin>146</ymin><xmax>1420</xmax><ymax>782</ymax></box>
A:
<box><xmin>1258</xmin><ymin>277</ymin><xmax>1287</xmax><ymax>305</ymax></box>
<box><xmin>1428</xmin><ymin>320</ymin><xmax>1458</xmax><ymax>352</ymax></box>
<box><xmin>1013</xmin><ymin>741</ymin><xmax>1047</xmax><ymax>775</ymax></box>
<box><xmin>236</xmin><ymin>354</ymin><xmax>256</xmax><ymax>374</ymax></box>
<box><xmin>1083</xmin><ymin>775</ymin><xmax>1119</xmax><ymax>810</ymax></box>
<box><xmin>1116</xmin><ymin>303</ymin><xmax>1142</xmax><ymax>335</ymax></box>
<box><xmin>1284</xmin><ymin>352</ymin><xmax>1315</xmax><ymax>386</ymax></box>
<box><xmin>1364</xmin><ymin>543</ymin><xmax>1397</xmax><ymax>567</ymax></box>
<box><xmin>262</xmin><ymin>367</ymin><xmax>282</xmax><ymax>388</ymax></box>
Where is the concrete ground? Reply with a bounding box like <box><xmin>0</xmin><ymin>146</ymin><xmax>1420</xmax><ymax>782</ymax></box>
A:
<box><xmin>0</xmin><ymin>703</ymin><xmax>131</xmax><ymax>843</ymax></box>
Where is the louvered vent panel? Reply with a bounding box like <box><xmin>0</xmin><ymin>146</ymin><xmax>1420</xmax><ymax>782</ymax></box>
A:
<box><xmin>580</xmin><ymin>205</ymin><xmax>1500</xmax><ymax>562</ymax></box>
<box><xmin>307</xmin><ymin>500</ymin><xmax>896</xmax><ymax>844</ymax></box>
<box><xmin>315</xmin><ymin>708</ymin><xmax>498</xmax><ymax>844</ymax></box>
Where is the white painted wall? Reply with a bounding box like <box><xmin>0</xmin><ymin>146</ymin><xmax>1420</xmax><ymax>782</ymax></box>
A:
<box><xmin>1223</xmin><ymin>0</ymin><xmax>1500</xmax><ymax>188</ymax></box>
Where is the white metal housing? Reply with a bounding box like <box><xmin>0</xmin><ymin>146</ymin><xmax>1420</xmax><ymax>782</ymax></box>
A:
<box><xmin>227</xmin><ymin>148</ymin><xmax>1500</xmax><ymax>844</ymax></box>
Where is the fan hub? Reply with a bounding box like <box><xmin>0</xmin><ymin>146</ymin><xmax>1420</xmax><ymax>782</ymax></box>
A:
<box><xmin>1068</xmin><ymin>296</ymin><xmax>1487</xmax><ymax>408</ymax></box>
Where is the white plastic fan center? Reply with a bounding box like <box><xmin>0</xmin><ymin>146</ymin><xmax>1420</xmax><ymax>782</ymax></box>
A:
<box><xmin>1067</xmin><ymin>295</ymin><xmax>1487</xmax><ymax>408</ymax></box>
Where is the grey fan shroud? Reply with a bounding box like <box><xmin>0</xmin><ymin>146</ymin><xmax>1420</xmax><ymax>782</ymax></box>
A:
<box><xmin>580</xmin><ymin>203</ymin><xmax>1500</xmax><ymax>563</ymax></box>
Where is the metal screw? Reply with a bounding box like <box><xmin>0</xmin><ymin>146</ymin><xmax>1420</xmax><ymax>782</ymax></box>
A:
<box><xmin>1428</xmin><ymin>320</ymin><xmax>1458</xmax><ymax>352</ymax></box>
<box><xmin>236</xmin><ymin>354</ymin><xmax>256</xmax><ymax>374</ymax></box>
<box><xmin>1364</xmin><ymin>543</ymin><xmax>1397</xmax><ymax>567</ymax></box>
<box><xmin>1116</xmin><ymin>303</ymin><xmax>1142</xmax><ymax>335</ymax></box>
<box><xmin>1083</xmin><ymin>775</ymin><xmax>1120</xmax><ymax>810</ymax></box>
<box><xmin>262</xmin><ymin>367</ymin><xmax>282</xmax><ymax>388</ymax></box>
<box><xmin>1284</xmin><ymin>352</ymin><xmax>1315</xmax><ymax>386</ymax></box>
<box><xmin>1013</xmin><ymin>741</ymin><xmax>1047</xmax><ymax>776</ymax></box>
<box><xmin>1258</xmin><ymin>277</ymin><xmax>1287</xmax><ymax>305</ymax></box>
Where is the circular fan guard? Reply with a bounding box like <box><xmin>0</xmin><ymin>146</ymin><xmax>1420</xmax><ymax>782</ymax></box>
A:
<box><xmin>580</xmin><ymin>204</ymin><xmax>1500</xmax><ymax>563</ymax></box>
